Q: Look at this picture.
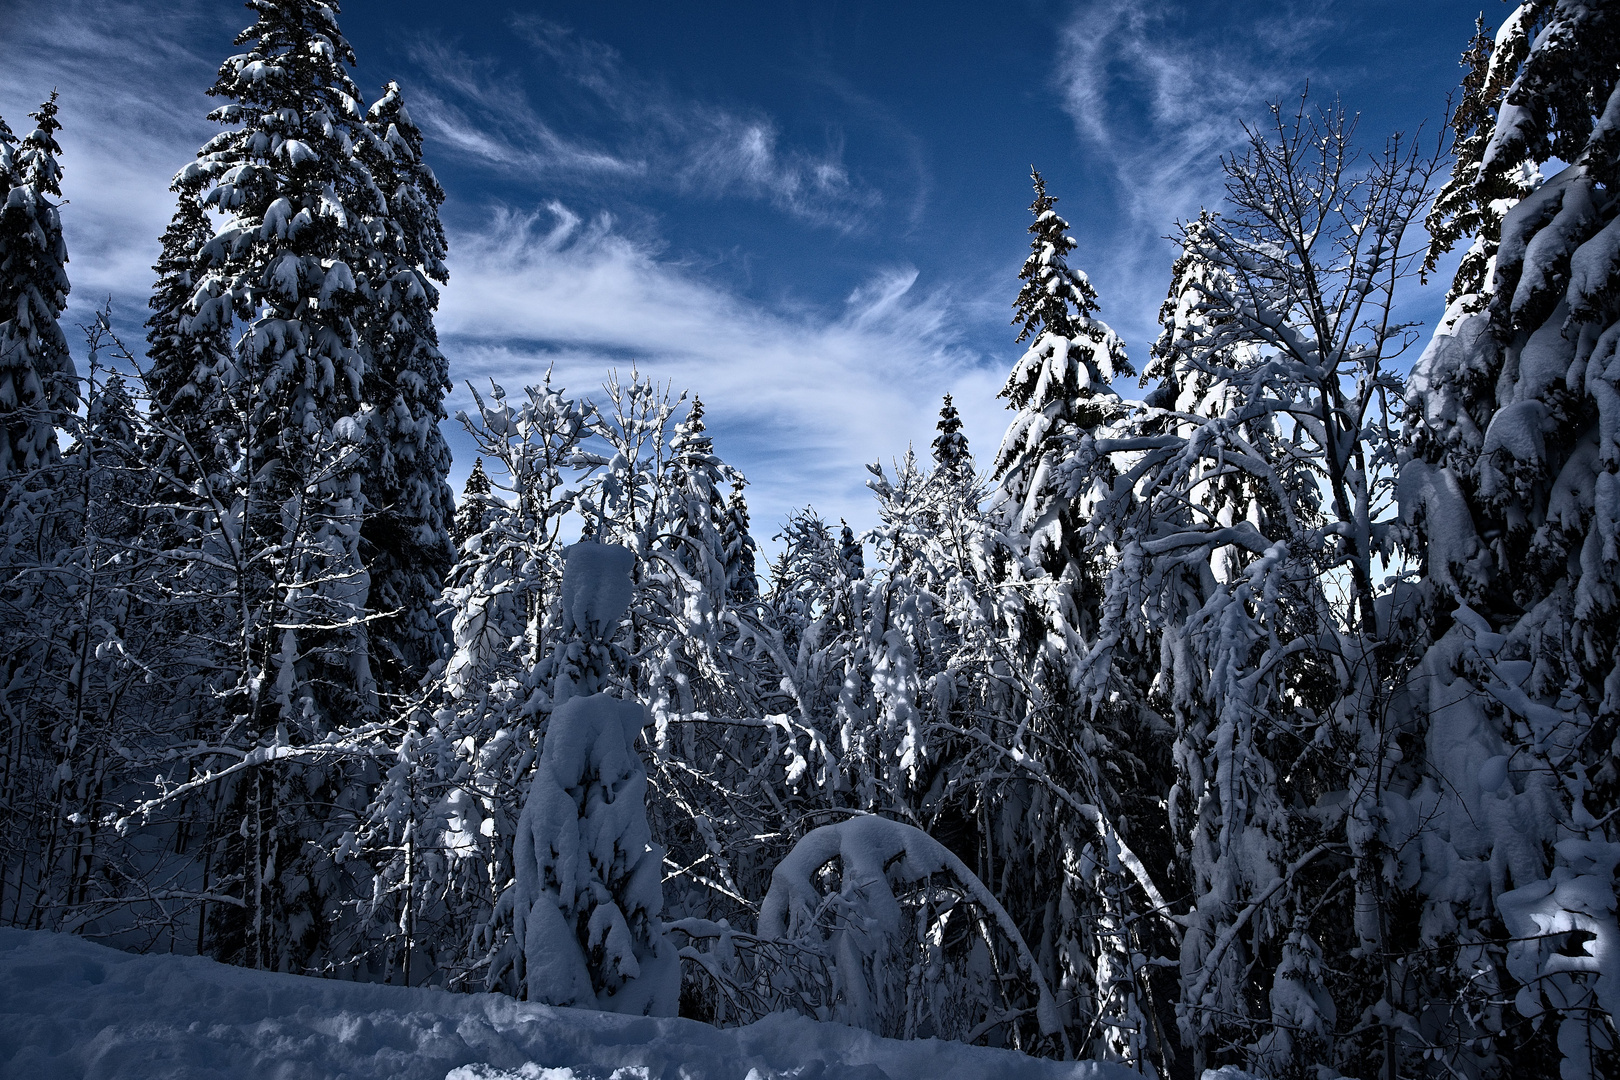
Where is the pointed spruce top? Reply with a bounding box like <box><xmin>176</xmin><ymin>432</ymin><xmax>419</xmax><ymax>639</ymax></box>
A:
<box><xmin>1012</xmin><ymin>167</ymin><xmax>1102</xmax><ymax>345</ymax></box>
<box><xmin>17</xmin><ymin>93</ymin><xmax>63</xmax><ymax>198</ymax></box>
<box><xmin>931</xmin><ymin>393</ymin><xmax>970</xmax><ymax>474</ymax></box>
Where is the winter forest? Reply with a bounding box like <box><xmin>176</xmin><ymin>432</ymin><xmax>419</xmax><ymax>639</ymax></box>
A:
<box><xmin>0</xmin><ymin>1</ymin><xmax>1617</xmax><ymax>1077</ymax></box>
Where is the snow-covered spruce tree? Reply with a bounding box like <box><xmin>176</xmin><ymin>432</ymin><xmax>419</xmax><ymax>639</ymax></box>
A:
<box><xmin>1420</xmin><ymin>10</ymin><xmax>1540</xmax><ymax>311</ymax></box>
<box><xmin>1402</xmin><ymin>3</ymin><xmax>1620</xmax><ymax>1076</ymax></box>
<box><xmin>663</xmin><ymin>396</ymin><xmax>730</xmax><ymax>604</ymax></box>
<box><xmin>156</xmin><ymin>0</ymin><xmax>398</xmax><ymax>972</ymax></box>
<box><xmin>0</xmin><ymin>94</ymin><xmax>77</xmax><ymax>478</ymax></box>
<box><xmin>174</xmin><ymin>0</ymin><xmax>388</xmax><ymax>729</ymax></box>
<box><xmin>931</xmin><ymin>393</ymin><xmax>971</xmax><ymax>484</ymax></box>
<box><xmin>452</xmin><ymin>457</ymin><xmax>492</xmax><ymax>548</ymax></box>
<box><xmin>497</xmin><ymin>542</ymin><xmax>679</xmax><ymax>1014</ymax></box>
<box><xmin>919</xmin><ymin>395</ymin><xmax>984</xmax><ymax>583</ymax></box>
<box><xmin>1064</xmin><ymin>94</ymin><xmax>1445</xmax><ymax>1074</ymax></box>
<box><xmin>356</xmin><ymin>80</ymin><xmax>455</xmax><ymax>691</ymax></box>
<box><xmin>143</xmin><ymin>192</ymin><xmax>235</xmax><ymax>491</ymax></box>
<box><xmin>721</xmin><ymin>475</ymin><xmax>759</xmax><ymax>608</ymax></box>
<box><xmin>0</xmin><ymin>95</ymin><xmax>84</xmax><ymax>932</ymax></box>
<box><xmin>997</xmin><ymin>168</ymin><xmax>1131</xmax><ymax>546</ymax></box>
<box><xmin>981</xmin><ymin>169</ymin><xmax>1171</xmax><ymax>1065</ymax></box>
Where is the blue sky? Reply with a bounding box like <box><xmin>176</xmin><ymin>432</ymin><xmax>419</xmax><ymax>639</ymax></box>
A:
<box><xmin>0</xmin><ymin>0</ymin><xmax>1490</xmax><ymax>538</ymax></box>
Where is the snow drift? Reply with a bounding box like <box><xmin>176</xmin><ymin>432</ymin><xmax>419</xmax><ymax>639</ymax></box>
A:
<box><xmin>0</xmin><ymin>928</ymin><xmax>1131</xmax><ymax>1080</ymax></box>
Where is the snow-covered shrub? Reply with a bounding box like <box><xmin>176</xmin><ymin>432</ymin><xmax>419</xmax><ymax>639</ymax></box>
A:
<box><xmin>499</xmin><ymin>543</ymin><xmax>678</xmax><ymax>1014</ymax></box>
<box><xmin>677</xmin><ymin>815</ymin><xmax>1059</xmax><ymax>1049</ymax></box>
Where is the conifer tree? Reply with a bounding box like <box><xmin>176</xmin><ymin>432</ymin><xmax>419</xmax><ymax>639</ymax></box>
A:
<box><xmin>1420</xmin><ymin>12</ymin><xmax>1536</xmax><ymax>308</ymax></box>
<box><xmin>994</xmin><ymin>168</ymin><xmax>1130</xmax><ymax>590</ymax></box>
<box><xmin>501</xmin><ymin>543</ymin><xmax>679</xmax><ymax>1015</ymax></box>
<box><xmin>144</xmin><ymin>194</ymin><xmax>234</xmax><ymax>486</ymax></box>
<box><xmin>1403</xmin><ymin>3</ymin><xmax>1620</xmax><ymax>1073</ymax></box>
<box><xmin>663</xmin><ymin>396</ymin><xmax>729</xmax><ymax>595</ymax></box>
<box><xmin>173</xmin><ymin>0</ymin><xmax>387</xmax><ymax>733</ymax></box>
<box><xmin>452</xmin><ymin>457</ymin><xmax>492</xmax><ymax>548</ymax></box>
<box><xmin>358</xmin><ymin>80</ymin><xmax>456</xmax><ymax>688</ymax></box>
<box><xmin>721</xmin><ymin>476</ymin><xmax>758</xmax><ymax>607</ymax></box>
<box><xmin>929</xmin><ymin>393</ymin><xmax>970</xmax><ymax>482</ymax></box>
<box><xmin>838</xmin><ymin>521</ymin><xmax>865</xmax><ymax>580</ymax></box>
<box><xmin>0</xmin><ymin>94</ymin><xmax>77</xmax><ymax>477</ymax></box>
<box><xmin>981</xmin><ymin>169</ymin><xmax>1166</xmax><ymax>1068</ymax></box>
<box><xmin>156</xmin><ymin>0</ymin><xmax>398</xmax><ymax>974</ymax></box>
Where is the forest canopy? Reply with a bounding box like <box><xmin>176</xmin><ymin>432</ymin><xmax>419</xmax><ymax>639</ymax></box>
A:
<box><xmin>2</xmin><ymin>3</ymin><xmax>1619</xmax><ymax>1079</ymax></box>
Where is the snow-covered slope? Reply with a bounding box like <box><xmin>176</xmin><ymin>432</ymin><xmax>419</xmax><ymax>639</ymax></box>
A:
<box><xmin>0</xmin><ymin>929</ymin><xmax>1130</xmax><ymax>1080</ymax></box>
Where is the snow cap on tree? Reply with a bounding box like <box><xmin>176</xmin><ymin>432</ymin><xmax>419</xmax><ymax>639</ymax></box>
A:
<box><xmin>0</xmin><ymin>93</ymin><xmax>77</xmax><ymax>477</ymax></box>
<box><xmin>550</xmin><ymin>542</ymin><xmax>635</xmax><ymax>705</ymax></box>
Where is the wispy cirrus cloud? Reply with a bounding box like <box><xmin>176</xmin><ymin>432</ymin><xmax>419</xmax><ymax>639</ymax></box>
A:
<box><xmin>1052</xmin><ymin>0</ymin><xmax>1331</xmax><ymax>353</ymax></box>
<box><xmin>408</xmin><ymin>18</ymin><xmax>880</xmax><ymax>232</ymax></box>
<box><xmin>1058</xmin><ymin>0</ymin><xmax>1326</xmax><ymax>225</ymax></box>
<box><xmin>402</xmin><ymin>44</ymin><xmax>642</xmax><ymax>179</ymax></box>
<box><xmin>435</xmin><ymin>204</ymin><xmax>1001</xmax><ymax>531</ymax></box>
<box><xmin>0</xmin><ymin>0</ymin><xmax>227</xmax><ymax>334</ymax></box>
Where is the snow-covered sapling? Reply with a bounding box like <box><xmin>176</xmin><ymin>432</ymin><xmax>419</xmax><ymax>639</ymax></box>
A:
<box><xmin>508</xmin><ymin>542</ymin><xmax>679</xmax><ymax>1015</ymax></box>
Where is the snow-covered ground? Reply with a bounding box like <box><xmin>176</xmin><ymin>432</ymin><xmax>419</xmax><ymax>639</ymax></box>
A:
<box><xmin>0</xmin><ymin>928</ymin><xmax>1132</xmax><ymax>1080</ymax></box>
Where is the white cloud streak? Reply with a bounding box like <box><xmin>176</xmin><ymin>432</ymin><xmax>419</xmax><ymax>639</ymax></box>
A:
<box><xmin>1052</xmin><ymin>0</ymin><xmax>1322</xmax><ymax>352</ymax></box>
<box><xmin>408</xmin><ymin>19</ymin><xmax>880</xmax><ymax>231</ymax></box>
<box><xmin>1058</xmin><ymin>0</ymin><xmax>1325</xmax><ymax>225</ymax></box>
<box><xmin>436</xmin><ymin>205</ymin><xmax>998</xmax><ymax>534</ymax></box>
<box><xmin>0</xmin><ymin>0</ymin><xmax>226</xmax><ymax>331</ymax></box>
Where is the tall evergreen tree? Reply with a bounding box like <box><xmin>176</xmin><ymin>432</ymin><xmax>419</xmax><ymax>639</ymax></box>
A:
<box><xmin>994</xmin><ymin>168</ymin><xmax>1130</xmax><ymax>593</ymax></box>
<box><xmin>663</xmin><ymin>396</ymin><xmax>729</xmax><ymax>596</ymax></box>
<box><xmin>358</xmin><ymin>80</ymin><xmax>456</xmax><ymax>689</ymax></box>
<box><xmin>720</xmin><ymin>476</ymin><xmax>758</xmax><ymax>608</ymax></box>
<box><xmin>0</xmin><ymin>94</ymin><xmax>77</xmax><ymax>477</ymax></box>
<box><xmin>156</xmin><ymin>0</ymin><xmax>402</xmax><ymax>973</ymax></box>
<box><xmin>144</xmin><ymin>193</ymin><xmax>234</xmax><ymax>487</ymax></box>
<box><xmin>980</xmin><ymin>168</ymin><xmax>1168</xmax><ymax>1067</ymax></box>
<box><xmin>174</xmin><ymin>0</ymin><xmax>387</xmax><ymax>732</ymax></box>
<box><xmin>1404</xmin><ymin>3</ymin><xmax>1620</xmax><ymax>1073</ymax></box>
<box><xmin>1420</xmin><ymin>11</ymin><xmax>1536</xmax><ymax>308</ymax></box>
<box><xmin>452</xmin><ymin>457</ymin><xmax>492</xmax><ymax>548</ymax></box>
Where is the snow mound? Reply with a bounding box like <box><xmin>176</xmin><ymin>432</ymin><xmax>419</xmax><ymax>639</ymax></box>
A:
<box><xmin>0</xmin><ymin>929</ymin><xmax>1129</xmax><ymax>1080</ymax></box>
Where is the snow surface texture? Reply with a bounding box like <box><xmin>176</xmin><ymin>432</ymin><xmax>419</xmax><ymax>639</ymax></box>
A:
<box><xmin>0</xmin><ymin>928</ymin><xmax>1132</xmax><ymax>1080</ymax></box>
